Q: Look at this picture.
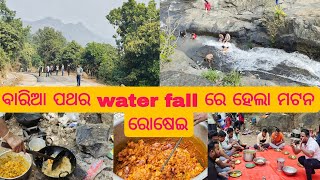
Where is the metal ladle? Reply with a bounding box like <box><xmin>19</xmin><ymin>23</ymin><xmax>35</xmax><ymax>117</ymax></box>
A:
<box><xmin>160</xmin><ymin>121</ymin><xmax>203</xmax><ymax>171</ymax></box>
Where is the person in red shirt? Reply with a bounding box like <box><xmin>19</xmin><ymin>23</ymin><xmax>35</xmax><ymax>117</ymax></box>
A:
<box><xmin>191</xmin><ymin>33</ymin><xmax>197</xmax><ymax>40</ymax></box>
<box><xmin>224</xmin><ymin>113</ymin><xmax>232</xmax><ymax>130</ymax></box>
<box><xmin>204</xmin><ymin>0</ymin><xmax>211</xmax><ymax>13</ymax></box>
<box><xmin>237</xmin><ymin>113</ymin><xmax>245</xmax><ymax>130</ymax></box>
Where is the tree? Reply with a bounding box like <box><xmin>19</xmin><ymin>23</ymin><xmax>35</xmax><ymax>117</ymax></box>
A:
<box><xmin>106</xmin><ymin>0</ymin><xmax>160</xmax><ymax>86</ymax></box>
<box><xmin>19</xmin><ymin>42</ymin><xmax>36</xmax><ymax>69</ymax></box>
<box><xmin>0</xmin><ymin>47</ymin><xmax>9</xmax><ymax>76</ymax></box>
<box><xmin>82</xmin><ymin>42</ymin><xmax>116</xmax><ymax>78</ymax></box>
<box><xmin>60</xmin><ymin>40</ymin><xmax>83</xmax><ymax>70</ymax></box>
<box><xmin>33</xmin><ymin>27</ymin><xmax>66</xmax><ymax>66</ymax></box>
<box><xmin>0</xmin><ymin>0</ymin><xmax>15</xmax><ymax>22</ymax></box>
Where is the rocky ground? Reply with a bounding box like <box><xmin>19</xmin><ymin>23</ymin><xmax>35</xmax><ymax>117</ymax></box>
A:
<box><xmin>0</xmin><ymin>113</ymin><xmax>114</xmax><ymax>180</ymax></box>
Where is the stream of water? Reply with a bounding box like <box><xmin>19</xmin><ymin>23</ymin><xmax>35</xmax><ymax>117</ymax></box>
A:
<box><xmin>161</xmin><ymin>0</ymin><xmax>320</xmax><ymax>86</ymax></box>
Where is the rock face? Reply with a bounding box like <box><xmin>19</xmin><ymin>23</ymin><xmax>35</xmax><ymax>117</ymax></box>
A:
<box><xmin>160</xmin><ymin>49</ymin><xmax>216</xmax><ymax>86</ymax></box>
<box><xmin>76</xmin><ymin>124</ymin><xmax>110</xmax><ymax>158</ymax></box>
<box><xmin>256</xmin><ymin>114</ymin><xmax>294</xmax><ymax>132</ymax></box>
<box><xmin>179</xmin><ymin>0</ymin><xmax>320</xmax><ymax>61</ymax></box>
<box><xmin>295</xmin><ymin>113</ymin><xmax>320</xmax><ymax>131</ymax></box>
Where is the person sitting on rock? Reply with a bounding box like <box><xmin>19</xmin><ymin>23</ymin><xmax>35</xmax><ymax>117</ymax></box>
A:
<box><xmin>254</xmin><ymin>128</ymin><xmax>270</xmax><ymax>150</ymax></box>
<box><xmin>204</xmin><ymin>54</ymin><xmax>214</xmax><ymax>68</ymax></box>
<box><xmin>180</xmin><ymin>30</ymin><xmax>186</xmax><ymax>38</ymax></box>
<box><xmin>191</xmin><ymin>33</ymin><xmax>197</xmax><ymax>40</ymax></box>
<box><xmin>204</xmin><ymin>0</ymin><xmax>211</xmax><ymax>14</ymax></box>
<box><xmin>223</xmin><ymin>33</ymin><xmax>231</xmax><ymax>43</ymax></box>
<box><xmin>270</xmin><ymin>128</ymin><xmax>285</xmax><ymax>149</ymax></box>
<box><xmin>218</xmin><ymin>34</ymin><xmax>224</xmax><ymax>42</ymax></box>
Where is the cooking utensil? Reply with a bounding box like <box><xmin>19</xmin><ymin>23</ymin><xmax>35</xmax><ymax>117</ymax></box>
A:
<box><xmin>245</xmin><ymin>163</ymin><xmax>256</xmax><ymax>169</ymax></box>
<box><xmin>0</xmin><ymin>150</ymin><xmax>32</xmax><ymax>180</ymax></box>
<box><xmin>1</xmin><ymin>142</ymin><xmax>66</xmax><ymax>171</ymax></box>
<box><xmin>160</xmin><ymin>137</ymin><xmax>183</xmax><ymax>171</ymax></box>
<box><xmin>282</xmin><ymin>166</ymin><xmax>297</xmax><ymax>176</ymax></box>
<box><xmin>1</xmin><ymin>142</ymin><xmax>54</xmax><ymax>160</ymax></box>
<box><xmin>14</xmin><ymin>113</ymin><xmax>42</xmax><ymax>127</ymax></box>
<box><xmin>28</xmin><ymin>137</ymin><xmax>46</xmax><ymax>151</ymax></box>
<box><xmin>229</xmin><ymin>170</ymin><xmax>242</xmax><ymax>178</ymax></box>
<box><xmin>283</xmin><ymin>151</ymin><xmax>289</xmax><ymax>155</ymax></box>
<box><xmin>235</xmin><ymin>160</ymin><xmax>241</xmax><ymax>165</ymax></box>
<box><xmin>112</xmin><ymin>118</ymin><xmax>208</xmax><ymax>180</ymax></box>
<box><xmin>160</xmin><ymin>120</ymin><xmax>202</xmax><ymax>171</ymax></box>
<box><xmin>233</xmin><ymin>153</ymin><xmax>241</xmax><ymax>158</ymax></box>
<box><xmin>243</xmin><ymin>150</ymin><xmax>256</xmax><ymax>162</ymax></box>
<box><xmin>34</xmin><ymin>146</ymin><xmax>76</xmax><ymax>179</ymax></box>
<box><xmin>288</xmin><ymin>155</ymin><xmax>297</xmax><ymax>159</ymax></box>
<box><xmin>277</xmin><ymin>158</ymin><xmax>285</xmax><ymax>171</ymax></box>
<box><xmin>253</xmin><ymin>157</ymin><xmax>266</xmax><ymax>165</ymax></box>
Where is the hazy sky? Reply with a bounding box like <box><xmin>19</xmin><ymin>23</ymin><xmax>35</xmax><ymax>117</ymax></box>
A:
<box><xmin>7</xmin><ymin>0</ymin><xmax>159</xmax><ymax>39</ymax></box>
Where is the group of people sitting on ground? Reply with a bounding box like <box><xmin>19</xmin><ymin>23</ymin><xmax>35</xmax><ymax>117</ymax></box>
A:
<box><xmin>208</xmin><ymin>126</ymin><xmax>247</xmax><ymax>179</ymax></box>
<box><xmin>254</xmin><ymin>127</ymin><xmax>285</xmax><ymax>150</ymax></box>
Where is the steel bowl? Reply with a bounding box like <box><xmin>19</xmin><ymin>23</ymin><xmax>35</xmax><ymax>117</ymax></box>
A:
<box><xmin>112</xmin><ymin>114</ymin><xmax>208</xmax><ymax>180</ymax></box>
<box><xmin>282</xmin><ymin>166</ymin><xmax>297</xmax><ymax>176</ymax></box>
<box><xmin>0</xmin><ymin>150</ymin><xmax>32</xmax><ymax>180</ymax></box>
<box><xmin>253</xmin><ymin>157</ymin><xmax>266</xmax><ymax>165</ymax></box>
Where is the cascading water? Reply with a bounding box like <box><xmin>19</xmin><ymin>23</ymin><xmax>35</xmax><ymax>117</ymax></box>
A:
<box><xmin>202</xmin><ymin>37</ymin><xmax>320</xmax><ymax>86</ymax></box>
<box><xmin>161</xmin><ymin>0</ymin><xmax>320</xmax><ymax>86</ymax></box>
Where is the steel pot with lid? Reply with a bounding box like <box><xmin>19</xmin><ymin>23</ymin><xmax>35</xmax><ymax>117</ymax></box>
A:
<box><xmin>243</xmin><ymin>150</ymin><xmax>256</xmax><ymax>162</ymax></box>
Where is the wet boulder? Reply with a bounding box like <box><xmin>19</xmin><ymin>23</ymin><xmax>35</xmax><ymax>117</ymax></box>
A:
<box><xmin>76</xmin><ymin>124</ymin><xmax>110</xmax><ymax>158</ymax></box>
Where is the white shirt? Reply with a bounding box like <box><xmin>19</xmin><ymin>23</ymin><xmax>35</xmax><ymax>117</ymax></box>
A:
<box><xmin>302</xmin><ymin>137</ymin><xmax>320</xmax><ymax>160</ymax></box>
<box><xmin>207</xmin><ymin>113</ymin><xmax>216</xmax><ymax>125</ymax></box>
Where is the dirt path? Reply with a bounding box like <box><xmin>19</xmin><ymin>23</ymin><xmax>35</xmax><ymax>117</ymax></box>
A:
<box><xmin>15</xmin><ymin>72</ymin><xmax>105</xmax><ymax>86</ymax></box>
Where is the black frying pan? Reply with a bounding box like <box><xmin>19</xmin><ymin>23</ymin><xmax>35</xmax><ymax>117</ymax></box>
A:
<box><xmin>34</xmin><ymin>146</ymin><xmax>77</xmax><ymax>179</ymax></box>
<box><xmin>14</xmin><ymin>113</ymin><xmax>42</xmax><ymax>127</ymax></box>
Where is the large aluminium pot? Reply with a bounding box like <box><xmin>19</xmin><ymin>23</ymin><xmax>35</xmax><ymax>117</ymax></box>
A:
<box><xmin>0</xmin><ymin>151</ymin><xmax>32</xmax><ymax>180</ymax></box>
<box><xmin>243</xmin><ymin>149</ymin><xmax>256</xmax><ymax>162</ymax></box>
<box><xmin>112</xmin><ymin>118</ymin><xmax>208</xmax><ymax>180</ymax></box>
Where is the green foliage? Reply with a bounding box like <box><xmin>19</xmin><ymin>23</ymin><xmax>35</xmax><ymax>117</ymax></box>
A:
<box><xmin>263</xmin><ymin>6</ymin><xmax>287</xmax><ymax>45</ymax></box>
<box><xmin>97</xmin><ymin>46</ymin><xmax>118</xmax><ymax>84</ymax></box>
<box><xmin>106</xmin><ymin>0</ymin><xmax>160</xmax><ymax>86</ymax></box>
<box><xmin>160</xmin><ymin>30</ymin><xmax>176</xmax><ymax>62</ymax></box>
<box><xmin>60</xmin><ymin>40</ymin><xmax>83</xmax><ymax>69</ymax></box>
<box><xmin>201</xmin><ymin>70</ymin><xmax>221</xmax><ymax>82</ymax></box>
<box><xmin>222</xmin><ymin>70</ymin><xmax>241</xmax><ymax>86</ymax></box>
<box><xmin>202</xmin><ymin>70</ymin><xmax>241</xmax><ymax>86</ymax></box>
<box><xmin>0</xmin><ymin>47</ymin><xmax>9</xmax><ymax>76</ymax></box>
<box><xmin>274</xmin><ymin>6</ymin><xmax>287</xmax><ymax>19</ymax></box>
<box><xmin>0</xmin><ymin>20</ymin><xmax>24</xmax><ymax>58</ymax></box>
<box><xmin>33</xmin><ymin>27</ymin><xmax>66</xmax><ymax>66</ymax></box>
<box><xmin>19</xmin><ymin>42</ymin><xmax>36</xmax><ymax>68</ymax></box>
<box><xmin>82</xmin><ymin>42</ymin><xmax>116</xmax><ymax>79</ymax></box>
<box><xmin>0</xmin><ymin>0</ymin><xmax>15</xmax><ymax>22</ymax></box>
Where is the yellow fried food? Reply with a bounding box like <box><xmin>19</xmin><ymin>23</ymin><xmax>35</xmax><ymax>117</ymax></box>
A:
<box><xmin>115</xmin><ymin>139</ymin><xmax>204</xmax><ymax>180</ymax></box>
<box><xmin>42</xmin><ymin>157</ymin><xmax>71</xmax><ymax>178</ymax></box>
<box><xmin>0</xmin><ymin>153</ymin><xmax>29</xmax><ymax>178</ymax></box>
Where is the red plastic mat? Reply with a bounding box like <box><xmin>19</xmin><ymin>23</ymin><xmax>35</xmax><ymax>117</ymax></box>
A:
<box><xmin>229</xmin><ymin>146</ymin><xmax>320</xmax><ymax>180</ymax></box>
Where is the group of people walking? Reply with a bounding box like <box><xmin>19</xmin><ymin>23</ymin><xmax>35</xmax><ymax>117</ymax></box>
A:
<box><xmin>38</xmin><ymin>64</ymin><xmax>70</xmax><ymax>77</ymax></box>
<box><xmin>38</xmin><ymin>64</ymin><xmax>83</xmax><ymax>86</ymax></box>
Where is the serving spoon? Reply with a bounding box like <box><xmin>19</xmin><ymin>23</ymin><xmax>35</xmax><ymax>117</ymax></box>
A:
<box><xmin>160</xmin><ymin>121</ymin><xmax>203</xmax><ymax>171</ymax></box>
